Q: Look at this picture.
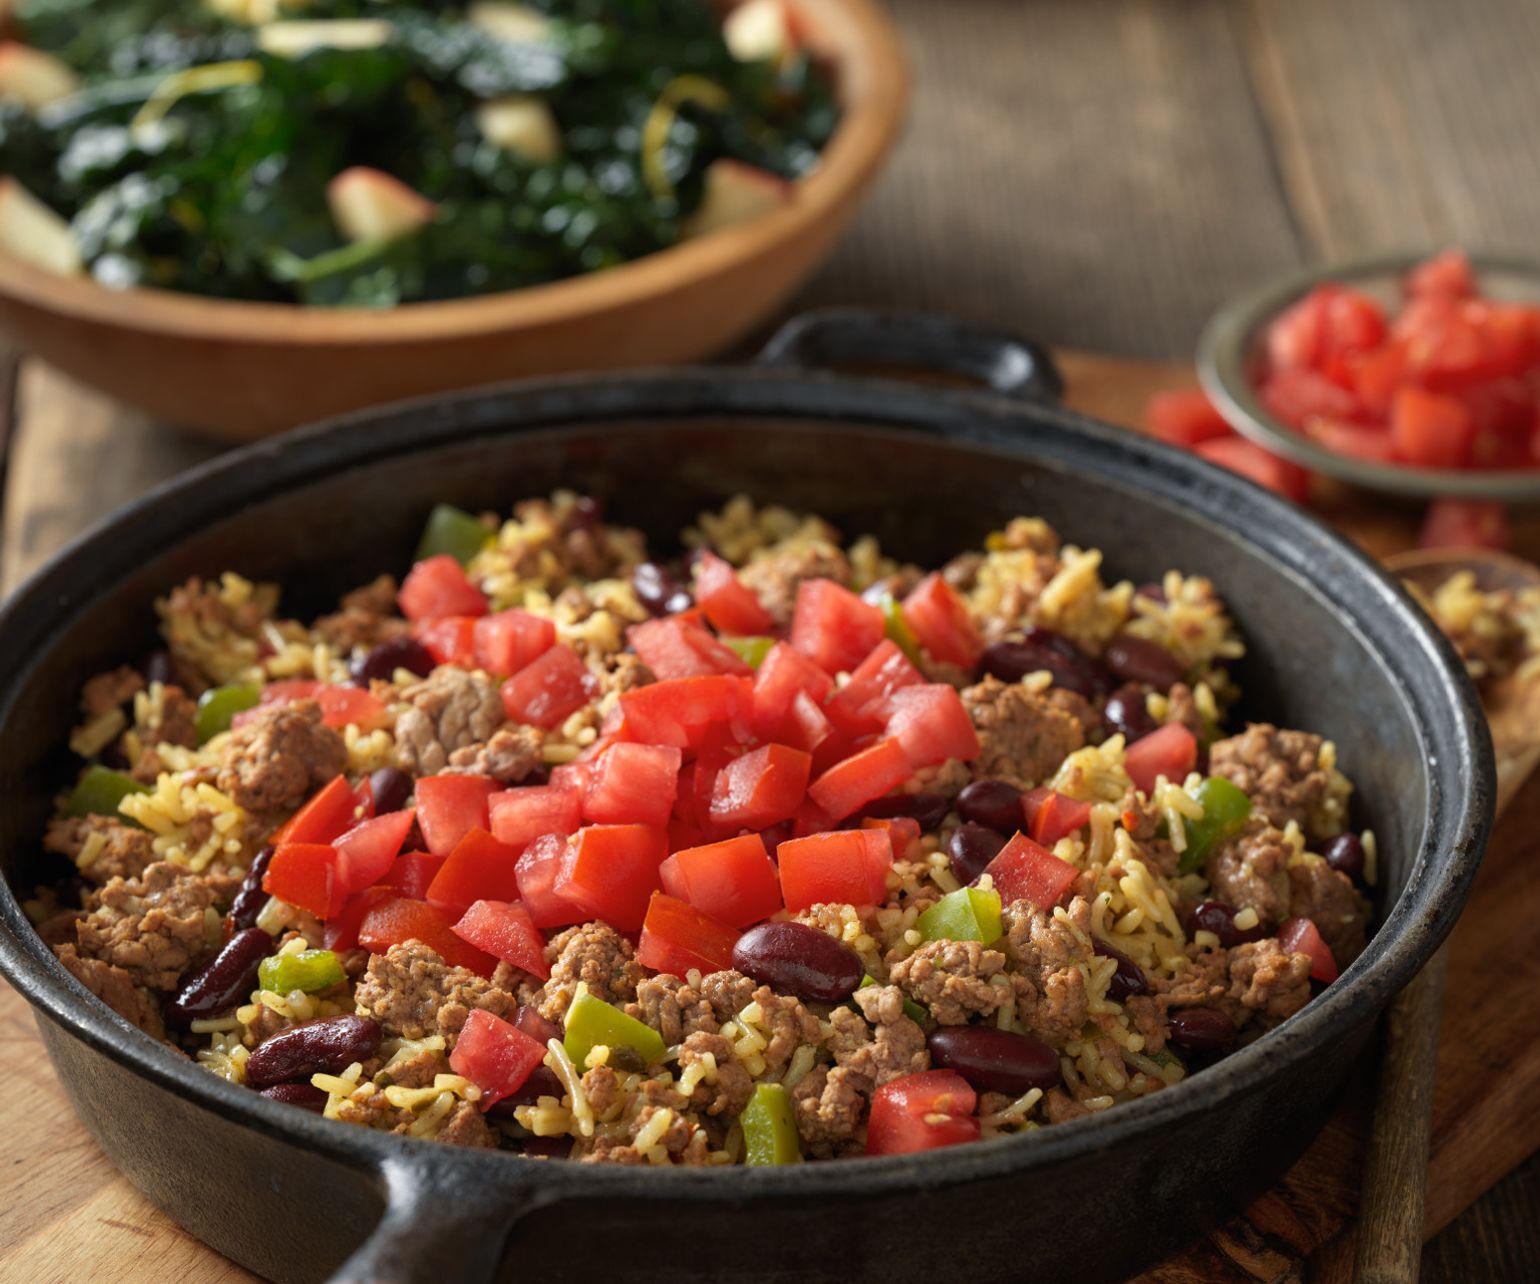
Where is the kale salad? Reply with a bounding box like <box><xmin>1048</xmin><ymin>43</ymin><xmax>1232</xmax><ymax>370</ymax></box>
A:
<box><xmin>0</xmin><ymin>1</ymin><xmax>837</xmax><ymax>306</ymax></box>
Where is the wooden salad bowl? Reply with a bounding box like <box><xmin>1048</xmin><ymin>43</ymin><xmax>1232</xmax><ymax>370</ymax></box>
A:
<box><xmin>0</xmin><ymin>0</ymin><xmax>908</xmax><ymax>441</ymax></box>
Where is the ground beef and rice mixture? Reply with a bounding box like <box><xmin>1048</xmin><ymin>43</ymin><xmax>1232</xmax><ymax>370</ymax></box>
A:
<box><xmin>26</xmin><ymin>491</ymin><xmax>1375</xmax><ymax>1164</ymax></box>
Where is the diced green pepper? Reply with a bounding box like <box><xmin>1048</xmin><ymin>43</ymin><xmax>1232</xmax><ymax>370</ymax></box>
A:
<box><xmin>857</xmin><ymin>974</ymin><xmax>929</xmax><ymax>1025</ymax></box>
<box><xmin>1177</xmin><ymin>776</ymin><xmax>1252</xmax><ymax>874</ymax></box>
<box><xmin>563</xmin><ymin>990</ymin><xmax>666</xmax><ymax>1068</ymax></box>
<box><xmin>916</xmin><ymin>886</ymin><xmax>1003</xmax><ymax>946</ymax></box>
<box><xmin>416</xmin><ymin>503</ymin><xmax>493</xmax><ymax>566</ymax></box>
<box><xmin>64</xmin><ymin>765</ymin><xmax>151</xmax><ymax>819</ymax></box>
<box><xmin>877</xmin><ymin>595</ymin><xmax>922</xmax><ymax>664</ymax></box>
<box><xmin>257</xmin><ymin>949</ymin><xmax>345</xmax><ymax>995</ymax></box>
<box><xmin>722</xmin><ymin>636</ymin><xmax>775</xmax><ymax>668</ymax></box>
<box><xmin>194</xmin><ymin>681</ymin><xmax>262</xmax><ymax>743</ymax></box>
<box><xmin>741</xmin><ymin>1082</ymin><xmax>801</xmax><ymax>1165</ymax></box>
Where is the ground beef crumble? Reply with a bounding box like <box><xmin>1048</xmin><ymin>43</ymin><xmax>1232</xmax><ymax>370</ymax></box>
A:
<box><xmin>1288</xmin><ymin>857</ymin><xmax>1369</xmax><ymax>967</ymax></box>
<box><xmin>962</xmin><ymin>674</ymin><xmax>1085</xmax><ymax>788</ymax></box>
<box><xmin>395</xmin><ymin>668</ymin><xmax>506</xmax><ymax>776</ymax></box>
<box><xmin>1003</xmin><ymin>897</ymin><xmax>1094</xmax><ymax>1046</ymax></box>
<box><xmin>889</xmin><ymin>940</ymin><xmax>1014</xmax><ymax>1025</ymax></box>
<box><xmin>353</xmin><ymin>941</ymin><xmax>518</xmax><ymax>1042</ymax></box>
<box><xmin>314</xmin><ymin>575</ymin><xmax>410</xmax><ymax>652</ymax></box>
<box><xmin>677</xmin><ymin>1031</ymin><xmax>753</xmax><ymax>1117</ymax></box>
<box><xmin>1209</xmin><ymin>723</ymin><xmax>1336</xmax><ymax>837</ymax></box>
<box><xmin>65</xmin><ymin>861</ymin><xmax>215</xmax><ymax>991</ymax></box>
<box><xmin>216</xmin><ymin>699</ymin><xmax>347</xmax><ymax>813</ymax></box>
<box><xmin>536</xmin><ymin>922</ymin><xmax>645</xmax><ymax>1023</ymax></box>
<box><xmin>625</xmin><ymin>974</ymin><xmax>720</xmax><ymax>1043</ymax></box>
<box><xmin>827</xmin><ymin>986</ymin><xmax>928</xmax><ymax>1085</ymax></box>
<box><xmin>444</xmin><ymin>724</ymin><xmax>544</xmax><ymax>783</ymax></box>
<box><xmin>1204</xmin><ymin>818</ymin><xmax>1293</xmax><ymax>927</ymax></box>
<box><xmin>44</xmin><ymin>815</ymin><xmax>156</xmax><ymax>885</ymax></box>
<box><xmin>739</xmin><ymin>544</ymin><xmax>852</xmax><ymax>627</ymax></box>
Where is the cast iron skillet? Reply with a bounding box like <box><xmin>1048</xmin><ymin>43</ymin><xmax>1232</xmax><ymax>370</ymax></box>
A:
<box><xmin>0</xmin><ymin>311</ymin><xmax>1493</xmax><ymax>1284</ymax></box>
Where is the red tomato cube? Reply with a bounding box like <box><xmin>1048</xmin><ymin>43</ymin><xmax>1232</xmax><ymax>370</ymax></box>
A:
<box><xmin>1194</xmin><ymin>437</ymin><xmax>1311</xmax><ymax>503</ymax></box>
<box><xmin>1259</xmin><ymin>367</ymin><xmax>1362</xmax><ymax>429</ymax></box>
<box><xmin>412</xmin><ymin>616</ymin><xmax>479</xmax><ymax>667</ymax></box>
<box><xmin>1146</xmin><ymin>389</ymin><xmax>1234</xmax><ymax>447</ymax></box>
<box><xmin>554</xmin><ymin>824</ymin><xmax>668</xmax><ymax>931</ymax></box>
<box><xmin>616</xmin><ymin>674</ymin><xmax>747</xmax><ymax>749</ymax></box>
<box><xmin>1319</xmin><ymin>287</ymin><xmax>1387</xmax><ymax>360</ymax></box>
<box><xmin>636</xmin><ymin>891</ymin><xmax>741</xmax><ymax>976</ymax></box>
<box><xmin>658</xmin><ymin>833</ymin><xmax>782</xmax><ymax>927</ymax></box>
<box><xmin>414</xmin><ymin>774</ymin><xmax>496</xmax><ymax>856</ymax></box>
<box><xmin>1028</xmin><ymin>791</ymin><xmax>1093</xmax><ymax>847</ymax></box>
<box><xmin>866</xmin><ymin>1070</ymin><xmax>979</xmax><ymax>1156</ymax></box>
<box><xmin>262</xmin><ymin>842</ymin><xmax>343</xmax><ymax>918</ymax></box>
<box><xmin>1345</xmin><ymin>341</ymin><xmax>1409</xmax><ymax>419</ymax></box>
<box><xmin>825</xmin><ymin>639</ymin><xmax>924</xmax><ymax>735</ymax></box>
<box><xmin>1123</xmin><ymin>722</ymin><xmax>1198</xmax><ymax>794</ymax></box>
<box><xmin>1278</xmin><ymin>915</ymin><xmax>1339</xmax><ymax>983</ymax></box>
<box><xmin>983</xmin><ymin>833</ymin><xmax>1079</xmax><ymax>911</ymax></box>
<box><xmin>583</xmin><ymin>742</ymin><xmax>683</xmax><ymax>827</ymax></box>
<box><xmin>272</xmin><ymin>774</ymin><xmax>361</xmax><ymax>847</ymax></box>
<box><xmin>376</xmin><ymin>852</ymin><xmax>446</xmax><ymax>901</ymax></box>
<box><xmin>398</xmin><ymin>555</ymin><xmax>488</xmax><ymax>622</ymax></box>
<box><xmin>333</xmin><ymin>809</ymin><xmax>416</xmax><ymax>893</ymax></box>
<box><xmin>499</xmin><ymin>645</ymin><xmax>594</xmax><ymax>730</ymax></box>
<box><xmin>1265</xmin><ymin>286</ymin><xmax>1331</xmax><ymax>372</ymax></box>
<box><xmin>260</xmin><ymin>681</ymin><xmax>390</xmax><ymax>732</ymax></box>
<box><xmin>900</xmin><ymin>572</ymin><xmax>984</xmax><ymax>668</ymax></box>
<box><xmin>751</xmin><ymin>642</ymin><xmax>835</xmax><ymax>740</ymax></box>
<box><xmin>708</xmin><ymin>744</ymin><xmax>812</xmax><ymax>831</ymax></box>
<box><xmin>473</xmin><ymin>609</ymin><xmax>556</xmax><ymax>676</ymax></box>
<box><xmin>629</xmin><ymin>617</ymin><xmax>751</xmax><ymax>680</ymax></box>
<box><xmin>1392</xmin><ymin>387</ymin><xmax>1476</xmax><ymax>468</ymax></box>
<box><xmin>322</xmin><ymin>887</ymin><xmax>389</xmax><ymax>952</ymax></box>
<box><xmin>514</xmin><ymin>834</ymin><xmax>587</xmax><ymax>929</ymax></box>
<box><xmin>451</xmin><ymin>899</ymin><xmax>549</xmax><ymax>979</ymax></box>
<box><xmin>488</xmin><ymin>785</ymin><xmax>583</xmax><ymax>851</ymax></box>
<box><xmin>1303</xmin><ymin>417</ymin><xmax>1399</xmax><ymax>464</ymax></box>
<box><xmin>790</xmin><ymin>579</ymin><xmax>884</xmax><ymax>675</ymax></box>
<box><xmin>884</xmin><ymin>684</ymin><xmax>982</xmax><ymax>769</ymax></box>
<box><xmin>1418</xmin><ymin>498</ymin><xmax>1512</xmax><ymax>551</ymax></box>
<box><xmin>449</xmin><ymin>1008</ymin><xmax>547</xmax><ymax>1108</ymax></box>
<box><xmin>358</xmin><ymin>896</ymin><xmax>496</xmax><ymax>975</ymax></box>
<box><xmin>807</xmin><ymin>737</ymin><xmax>912</xmax><ymax>821</ymax></box>
<box><xmin>426</xmin><ymin>827</ymin><xmax>523</xmax><ymax>918</ymax></box>
<box><xmin>693</xmin><ymin>550</ymin><xmax>773</xmax><ymax>636</ymax></box>
<box><xmin>1406</xmin><ymin>248</ymin><xmax>1475</xmax><ymax>300</ymax></box>
<box><xmin>862</xmin><ymin>815</ymin><xmax>922</xmax><ymax>863</ymax></box>
<box><xmin>777</xmin><ymin>829</ymin><xmax>891</xmax><ymax>911</ymax></box>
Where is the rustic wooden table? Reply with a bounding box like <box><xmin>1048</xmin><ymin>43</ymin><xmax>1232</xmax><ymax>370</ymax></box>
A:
<box><xmin>4</xmin><ymin>0</ymin><xmax>1540</xmax><ymax>1279</ymax></box>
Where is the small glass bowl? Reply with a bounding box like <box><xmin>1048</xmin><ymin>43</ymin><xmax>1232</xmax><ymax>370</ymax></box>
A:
<box><xmin>1196</xmin><ymin>252</ymin><xmax>1540</xmax><ymax>501</ymax></box>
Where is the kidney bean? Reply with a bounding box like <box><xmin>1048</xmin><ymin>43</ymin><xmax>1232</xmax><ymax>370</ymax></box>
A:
<box><xmin>351</xmin><ymin>635</ymin><xmax>434</xmax><ymax>686</ymax></box>
<box><xmin>244</xmin><ymin>1015</ymin><xmax>383</xmax><ymax>1089</ymax></box>
<box><xmin>164</xmin><ymin>927</ymin><xmax>274</xmax><ymax>1030</ymax></box>
<box><xmin>978</xmin><ymin>627</ymin><xmax>1110</xmax><ymax>698</ymax></box>
<box><xmin>514</xmin><ymin>1004</ymin><xmax>563</xmax><ymax>1046</ymax></box>
<box><xmin>489</xmin><ymin>1066</ymin><xmax>567</xmax><ymax>1115</ymax></box>
<box><xmin>143</xmin><ymin>650</ymin><xmax>175</xmax><ymax>687</ymax></box>
<box><xmin>948</xmin><ymin>822</ymin><xmax>1006</xmax><ymax>885</ymax></box>
<box><xmin>1093</xmin><ymin>939</ymin><xmax>1149</xmax><ymax>1001</ymax></box>
<box><xmin>732</xmin><ymin>922</ymin><xmax>865</xmax><ymax>1003</ymax></box>
<box><xmin>260</xmin><ymin>1081</ymin><xmax>328</xmax><ymax>1113</ymax></box>
<box><xmin>1103</xmin><ymin>682</ymin><xmax>1158</xmax><ymax>744</ymax></box>
<box><xmin>369</xmin><ymin>766</ymin><xmax>413</xmax><ymax>816</ymax></box>
<box><xmin>858</xmin><ymin>791</ymin><xmax>950</xmax><ymax>832</ymax></box>
<box><xmin>1135</xmin><ymin>582</ymin><xmax>1168</xmax><ymax>605</ymax></box>
<box><xmin>1322</xmin><ymin>833</ymin><xmax>1365</xmax><ymax>881</ymax></box>
<box><xmin>1167</xmin><ymin>1007</ymin><xmax>1238</xmax><ymax>1055</ymax></box>
<box><xmin>1103</xmin><ymin>635</ymin><xmax>1185</xmax><ymax>690</ymax></box>
<box><xmin>567</xmin><ymin>495</ymin><xmax>604</xmax><ymax>530</ymax></box>
<box><xmin>226</xmin><ymin>847</ymin><xmax>276</xmax><ymax>933</ymax></box>
<box><xmin>1184</xmin><ymin>900</ymin><xmax>1269</xmax><ymax>948</ymax></box>
<box><xmin>956</xmin><ymin>779</ymin><xmax>1024</xmax><ymax>834</ymax></box>
<box><xmin>632</xmin><ymin>561</ymin><xmax>693</xmax><ymax>616</ymax></box>
<box><xmin>927</xmin><ymin>1026</ymin><xmax>1062</xmax><ymax>1094</ymax></box>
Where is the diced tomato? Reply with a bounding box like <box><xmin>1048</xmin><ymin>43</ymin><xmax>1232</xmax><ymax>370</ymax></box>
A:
<box><xmin>322</xmin><ymin>887</ymin><xmax>389</xmax><ymax>952</ymax></box>
<box><xmin>376</xmin><ymin>852</ymin><xmax>446</xmax><ymax>900</ymax></box>
<box><xmin>616</xmin><ymin>674</ymin><xmax>747</xmax><ymax>749</ymax></box>
<box><xmin>825</xmin><ymin>639</ymin><xmax>923</xmax><ymax>735</ymax></box>
<box><xmin>983</xmin><ymin>833</ymin><xmax>1078</xmax><ymax>910</ymax></box>
<box><xmin>900</xmin><ymin>572</ymin><xmax>984</xmax><ymax>669</ymax></box>
<box><xmin>1278</xmin><ymin>916</ymin><xmax>1339</xmax><ymax>983</ymax></box>
<box><xmin>693</xmin><ymin>550</ymin><xmax>774</xmax><ymax>636</ymax></box>
<box><xmin>750</xmin><ymin>642</ymin><xmax>834</xmax><ymax>741</ymax></box>
<box><xmin>1194</xmin><ymin>436</ymin><xmax>1311</xmax><ymax>503</ymax></box>
<box><xmin>790</xmin><ymin>579</ymin><xmax>885</xmax><ymax>676</ymax></box>
<box><xmin>488</xmin><ymin>785</ymin><xmax>583</xmax><ymax>851</ymax></box>
<box><xmin>271</xmin><ymin>774</ymin><xmax>359</xmax><ymax>847</ymax></box>
<box><xmin>1344</xmin><ymin>341</ymin><xmax>1409</xmax><ymax>419</ymax></box>
<box><xmin>473</xmin><ymin>609</ymin><xmax>556</xmax><ymax>676</ymax></box>
<box><xmin>359</xmin><ymin>896</ymin><xmax>496</xmax><ymax>975</ymax></box>
<box><xmin>629</xmin><ymin>617</ymin><xmax>751</xmax><ymax>680</ymax></box>
<box><xmin>1391</xmin><ymin>387</ymin><xmax>1475</xmax><ymax>468</ymax></box>
<box><xmin>499</xmin><ymin>645</ymin><xmax>595</xmax><ymax>730</ymax></box>
<box><xmin>1028</xmin><ymin>791</ymin><xmax>1093</xmax><ymax>847</ymax></box>
<box><xmin>862</xmin><ymin>815</ymin><xmax>921</xmax><ymax>863</ymax></box>
<box><xmin>1319</xmin><ymin>286</ymin><xmax>1388</xmax><ymax>360</ymax></box>
<box><xmin>414</xmin><ymin>774</ymin><xmax>496</xmax><ymax>856</ymax></box>
<box><xmin>448</xmin><ymin>1008</ymin><xmax>547</xmax><ymax>1109</ymax></box>
<box><xmin>412</xmin><ymin>615</ymin><xmax>479</xmax><ymax>668</ymax></box>
<box><xmin>673</xmin><ymin>728</ymin><xmax>742</xmax><ymax>837</ymax></box>
<box><xmin>513</xmin><ymin>833</ymin><xmax>586</xmax><ymax>929</ymax></box>
<box><xmin>1302</xmin><ymin>417</ymin><xmax>1400</xmax><ymax>464</ymax></box>
<box><xmin>554</xmin><ymin>824</ymin><xmax>668</xmax><ymax>932</ymax></box>
<box><xmin>1145</xmin><ymin>389</ymin><xmax>1233</xmax><ymax>447</ymax></box>
<box><xmin>258</xmin><ymin>680</ymin><xmax>390</xmax><ymax>732</ymax></box>
<box><xmin>709</xmin><ymin>743</ymin><xmax>812</xmax><ymax>831</ymax></box>
<box><xmin>398</xmin><ymin>555</ymin><xmax>488</xmax><ymax>622</ymax></box>
<box><xmin>1124</xmin><ymin>722</ymin><xmax>1199</xmax><ymax>793</ymax></box>
<box><xmin>262</xmin><ymin>842</ymin><xmax>343</xmax><ymax>918</ymax></box>
<box><xmin>333</xmin><ymin>809</ymin><xmax>416</xmax><ymax>893</ymax></box>
<box><xmin>636</xmin><ymin>891</ymin><xmax>741</xmax><ymax>976</ymax></box>
<box><xmin>807</xmin><ymin>737</ymin><xmax>912</xmax><ymax>821</ymax></box>
<box><xmin>1417</xmin><ymin>498</ymin><xmax>1512</xmax><ymax>551</ymax></box>
<box><xmin>659</xmin><ymin>833</ymin><xmax>783</xmax><ymax>927</ymax></box>
<box><xmin>1265</xmin><ymin>286</ymin><xmax>1330</xmax><ymax>371</ymax></box>
<box><xmin>780</xmin><ymin>688</ymin><xmax>835</xmax><ymax>754</ymax></box>
<box><xmin>583</xmin><ymin>742</ymin><xmax>683</xmax><ymax>827</ymax></box>
<box><xmin>1406</xmin><ymin>248</ymin><xmax>1474</xmax><ymax>300</ymax></box>
<box><xmin>1259</xmin><ymin>367</ymin><xmax>1362</xmax><ymax>429</ymax></box>
<box><xmin>777</xmin><ymin>828</ymin><xmax>891</xmax><ymax>911</ymax></box>
<box><xmin>884</xmin><ymin>684</ymin><xmax>981</xmax><ymax>768</ymax></box>
<box><xmin>426</xmin><ymin>827</ymin><xmax>523</xmax><ymax>917</ymax></box>
<box><xmin>866</xmin><ymin>1070</ymin><xmax>979</xmax><ymax>1156</ymax></box>
<box><xmin>451</xmin><ymin>899</ymin><xmax>549</xmax><ymax>979</ymax></box>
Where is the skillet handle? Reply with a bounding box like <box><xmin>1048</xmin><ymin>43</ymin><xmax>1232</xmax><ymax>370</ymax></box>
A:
<box><xmin>756</xmin><ymin>308</ymin><xmax>1064</xmax><ymax>405</ymax></box>
<box><xmin>327</xmin><ymin>1152</ymin><xmax>548</xmax><ymax>1284</ymax></box>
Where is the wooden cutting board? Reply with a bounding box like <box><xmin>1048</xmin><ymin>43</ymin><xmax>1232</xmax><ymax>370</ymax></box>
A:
<box><xmin>1</xmin><ymin>351</ymin><xmax>1537</xmax><ymax>1283</ymax></box>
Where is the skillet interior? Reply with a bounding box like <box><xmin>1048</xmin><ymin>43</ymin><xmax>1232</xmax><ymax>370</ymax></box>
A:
<box><xmin>0</xmin><ymin>372</ymin><xmax>1491</xmax><ymax>1283</ymax></box>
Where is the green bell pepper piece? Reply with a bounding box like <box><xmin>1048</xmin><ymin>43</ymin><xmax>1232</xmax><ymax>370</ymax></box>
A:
<box><xmin>722</xmin><ymin>636</ymin><xmax>775</xmax><ymax>668</ymax></box>
<box><xmin>857</xmin><ymin>974</ymin><xmax>929</xmax><ymax>1025</ymax></box>
<box><xmin>64</xmin><ymin>765</ymin><xmax>150</xmax><ymax>819</ymax></box>
<box><xmin>741</xmin><ymin>1082</ymin><xmax>801</xmax><ymax>1165</ymax></box>
<box><xmin>194</xmin><ymin>681</ymin><xmax>262</xmax><ymax>743</ymax></box>
<box><xmin>916</xmin><ymin>886</ymin><xmax>1003</xmax><ymax>946</ymax></box>
<box><xmin>257</xmin><ymin>949</ymin><xmax>345</xmax><ymax>995</ymax></box>
<box><xmin>1177</xmin><ymin>776</ymin><xmax>1252</xmax><ymax>874</ymax></box>
<box><xmin>877</xmin><ymin>595</ymin><xmax>922</xmax><ymax>664</ymax></box>
<box><xmin>416</xmin><ymin>503</ymin><xmax>493</xmax><ymax>566</ymax></box>
<box><xmin>564</xmin><ymin>990</ymin><xmax>666</xmax><ymax>1068</ymax></box>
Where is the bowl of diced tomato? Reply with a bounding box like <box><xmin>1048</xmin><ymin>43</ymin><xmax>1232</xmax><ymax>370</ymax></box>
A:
<box><xmin>1196</xmin><ymin>249</ymin><xmax>1540</xmax><ymax>500</ymax></box>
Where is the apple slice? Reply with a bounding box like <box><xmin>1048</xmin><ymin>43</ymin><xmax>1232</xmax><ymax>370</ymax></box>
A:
<box><xmin>326</xmin><ymin>168</ymin><xmax>437</xmax><ymax>244</ymax></box>
<box><xmin>0</xmin><ymin>41</ymin><xmax>80</xmax><ymax>113</ymax></box>
<box><xmin>0</xmin><ymin>178</ymin><xmax>82</xmax><ymax>275</ymax></box>
<box><xmin>723</xmin><ymin>0</ymin><xmax>802</xmax><ymax>65</ymax></box>
<box><xmin>475</xmin><ymin>96</ymin><xmax>561</xmax><ymax>163</ymax></box>
<box><xmin>681</xmin><ymin>159</ymin><xmax>792</xmax><ymax>239</ymax></box>
<box><xmin>256</xmin><ymin>20</ymin><xmax>395</xmax><ymax>59</ymax></box>
<box><xmin>467</xmin><ymin>2</ymin><xmax>553</xmax><ymax>44</ymax></box>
